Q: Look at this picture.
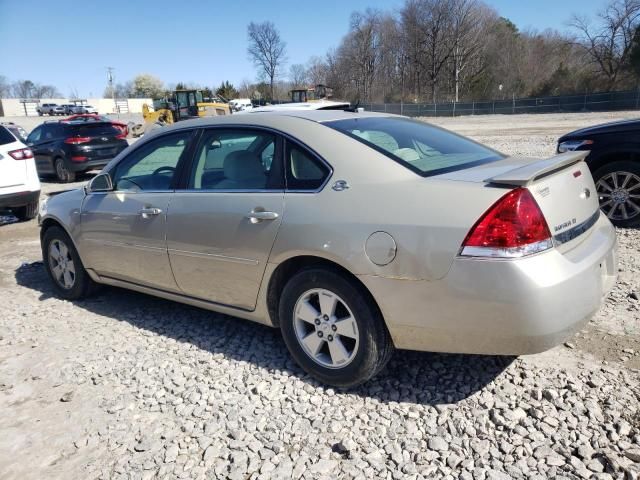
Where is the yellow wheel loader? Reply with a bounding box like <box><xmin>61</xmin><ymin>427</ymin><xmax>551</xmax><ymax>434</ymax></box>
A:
<box><xmin>130</xmin><ymin>89</ymin><xmax>230</xmax><ymax>137</ymax></box>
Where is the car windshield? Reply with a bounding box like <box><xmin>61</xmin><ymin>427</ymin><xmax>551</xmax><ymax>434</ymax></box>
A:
<box><xmin>326</xmin><ymin>117</ymin><xmax>504</xmax><ymax>176</ymax></box>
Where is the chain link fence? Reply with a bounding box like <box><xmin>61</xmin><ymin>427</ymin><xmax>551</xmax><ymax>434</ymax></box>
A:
<box><xmin>363</xmin><ymin>89</ymin><xmax>640</xmax><ymax>117</ymax></box>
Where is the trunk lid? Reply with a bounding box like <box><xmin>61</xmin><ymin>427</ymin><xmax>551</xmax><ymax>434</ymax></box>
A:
<box><xmin>439</xmin><ymin>151</ymin><xmax>601</xmax><ymax>246</ymax></box>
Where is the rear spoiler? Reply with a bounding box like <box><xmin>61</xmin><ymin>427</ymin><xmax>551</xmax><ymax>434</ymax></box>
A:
<box><xmin>485</xmin><ymin>151</ymin><xmax>589</xmax><ymax>186</ymax></box>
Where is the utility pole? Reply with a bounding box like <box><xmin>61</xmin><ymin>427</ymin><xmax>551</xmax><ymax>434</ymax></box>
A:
<box><xmin>106</xmin><ymin>67</ymin><xmax>116</xmax><ymax>116</ymax></box>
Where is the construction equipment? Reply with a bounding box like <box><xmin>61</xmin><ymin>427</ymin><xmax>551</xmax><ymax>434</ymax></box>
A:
<box><xmin>130</xmin><ymin>89</ymin><xmax>230</xmax><ymax>137</ymax></box>
<box><xmin>290</xmin><ymin>84</ymin><xmax>333</xmax><ymax>103</ymax></box>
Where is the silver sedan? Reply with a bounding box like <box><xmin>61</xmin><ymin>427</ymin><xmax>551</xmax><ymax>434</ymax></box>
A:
<box><xmin>39</xmin><ymin>111</ymin><xmax>618</xmax><ymax>387</ymax></box>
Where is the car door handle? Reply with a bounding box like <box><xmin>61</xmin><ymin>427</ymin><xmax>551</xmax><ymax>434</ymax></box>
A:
<box><xmin>246</xmin><ymin>210</ymin><xmax>279</xmax><ymax>223</ymax></box>
<box><xmin>139</xmin><ymin>207</ymin><xmax>163</xmax><ymax>218</ymax></box>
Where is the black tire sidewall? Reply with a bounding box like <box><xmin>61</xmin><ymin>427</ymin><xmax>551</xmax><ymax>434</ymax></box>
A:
<box><xmin>279</xmin><ymin>268</ymin><xmax>389</xmax><ymax>388</ymax></box>
<box><xmin>42</xmin><ymin>226</ymin><xmax>91</xmax><ymax>300</ymax></box>
<box><xmin>14</xmin><ymin>201</ymin><xmax>38</xmax><ymax>221</ymax></box>
<box><xmin>55</xmin><ymin>158</ymin><xmax>75</xmax><ymax>183</ymax></box>
<box><xmin>593</xmin><ymin>159</ymin><xmax>640</xmax><ymax>228</ymax></box>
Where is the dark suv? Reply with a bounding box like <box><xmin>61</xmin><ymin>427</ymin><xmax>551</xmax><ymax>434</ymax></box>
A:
<box><xmin>558</xmin><ymin>118</ymin><xmax>640</xmax><ymax>228</ymax></box>
<box><xmin>26</xmin><ymin>121</ymin><xmax>129</xmax><ymax>182</ymax></box>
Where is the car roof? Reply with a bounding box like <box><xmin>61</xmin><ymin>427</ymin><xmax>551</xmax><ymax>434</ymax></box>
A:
<box><xmin>160</xmin><ymin>109</ymin><xmax>397</xmax><ymax>131</ymax></box>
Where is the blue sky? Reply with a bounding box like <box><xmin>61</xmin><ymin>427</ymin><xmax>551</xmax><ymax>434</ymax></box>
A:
<box><xmin>0</xmin><ymin>0</ymin><xmax>607</xmax><ymax>97</ymax></box>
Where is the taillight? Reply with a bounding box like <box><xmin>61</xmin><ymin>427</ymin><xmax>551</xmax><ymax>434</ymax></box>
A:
<box><xmin>70</xmin><ymin>156</ymin><xmax>87</xmax><ymax>162</ymax></box>
<box><xmin>460</xmin><ymin>188</ymin><xmax>553</xmax><ymax>258</ymax></box>
<box><xmin>115</xmin><ymin>132</ymin><xmax>127</xmax><ymax>139</ymax></box>
<box><xmin>64</xmin><ymin>136</ymin><xmax>91</xmax><ymax>144</ymax></box>
<box><xmin>8</xmin><ymin>148</ymin><xmax>34</xmax><ymax>160</ymax></box>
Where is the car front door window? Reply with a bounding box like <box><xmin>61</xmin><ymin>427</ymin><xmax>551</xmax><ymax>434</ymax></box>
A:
<box><xmin>112</xmin><ymin>131</ymin><xmax>192</xmax><ymax>191</ymax></box>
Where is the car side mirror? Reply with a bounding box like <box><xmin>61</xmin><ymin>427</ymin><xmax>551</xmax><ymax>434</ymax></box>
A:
<box><xmin>86</xmin><ymin>173</ymin><xmax>113</xmax><ymax>193</ymax></box>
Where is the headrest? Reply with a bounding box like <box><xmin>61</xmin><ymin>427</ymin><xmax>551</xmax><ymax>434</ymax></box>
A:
<box><xmin>223</xmin><ymin>150</ymin><xmax>263</xmax><ymax>181</ymax></box>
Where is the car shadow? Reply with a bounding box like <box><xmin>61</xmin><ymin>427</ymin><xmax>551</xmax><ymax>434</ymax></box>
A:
<box><xmin>15</xmin><ymin>261</ymin><xmax>514</xmax><ymax>405</ymax></box>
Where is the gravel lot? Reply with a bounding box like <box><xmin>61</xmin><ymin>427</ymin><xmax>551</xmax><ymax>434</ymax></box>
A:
<box><xmin>0</xmin><ymin>112</ymin><xmax>639</xmax><ymax>480</ymax></box>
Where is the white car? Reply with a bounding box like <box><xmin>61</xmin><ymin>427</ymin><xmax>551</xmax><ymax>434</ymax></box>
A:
<box><xmin>82</xmin><ymin>105</ymin><xmax>99</xmax><ymax>114</ymax></box>
<box><xmin>0</xmin><ymin>124</ymin><xmax>40</xmax><ymax>220</ymax></box>
<box><xmin>230</xmin><ymin>98</ymin><xmax>254</xmax><ymax>112</ymax></box>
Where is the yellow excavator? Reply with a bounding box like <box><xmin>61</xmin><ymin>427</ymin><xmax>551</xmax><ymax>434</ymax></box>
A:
<box><xmin>130</xmin><ymin>89</ymin><xmax>230</xmax><ymax>137</ymax></box>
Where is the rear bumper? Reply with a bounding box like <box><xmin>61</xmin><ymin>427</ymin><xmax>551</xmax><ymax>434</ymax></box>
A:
<box><xmin>359</xmin><ymin>213</ymin><xmax>618</xmax><ymax>355</ymax></box>
<box><xmin>0</xmin><ymin>189</ymin><xmax>40</xmax><ymax>209</ymax></box>
<box><xmin>67</xmin><ymin>158</ymin><xmax>111</xmax><ymax>172</ymax></box>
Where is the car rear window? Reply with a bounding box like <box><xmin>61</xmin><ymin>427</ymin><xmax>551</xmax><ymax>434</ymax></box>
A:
<box><xmin>0</xmin><ymin>126</ymin><xmax>16</xmax><ymax>145</ymax></box>
<box><xmin>325</xmin><ymin>117</ymin><xmax>504</xmax><ymax>177</ymax></box>
<box><xmin>66</xmin><ymin>123</ymin><xmax>120</xmax><ymax>136</ymax></box>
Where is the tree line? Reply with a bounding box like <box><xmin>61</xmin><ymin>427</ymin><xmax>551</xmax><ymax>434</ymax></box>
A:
<box><xmin>0</xmin><ymin>77</ymin><xmax>61</xmax><ymax>99</ymax></box>
<box><xmin>246</xmin><ymin>0</ymin><xmax>640</xmax><ymax>103</ymax></box>
<box><xmin>3</xmin><ymin>0</ymin><xmax>640</xmax><ymax>104</ymax></box>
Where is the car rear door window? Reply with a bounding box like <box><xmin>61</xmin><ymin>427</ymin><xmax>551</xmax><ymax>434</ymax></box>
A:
<box><xmin>0</xmin><ymin>126</ymin><xmax>15</xmax><ymax>145</ymax></box>
<box><xmin>111</xmin><ymin>130</ymin><xmax>193</xmax><ymax>191</ymax></box>
<box><xmin>187</xmin><ymin>129</ymin><xmax>283</xmax><ymax>190</ymax></box>
<box><xmin>285</xmin><ymin>142</ymin><xmax>330</xmax><ymax>191</ymax></box>
<box><xmin>26</xmin><ymin>126</ymin><xmax>42</xmax><ymax>144</ymax></box>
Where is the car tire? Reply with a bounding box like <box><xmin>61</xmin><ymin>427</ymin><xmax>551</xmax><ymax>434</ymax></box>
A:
<box><xmin>279</xmin><ymin>267</ymin><xmax>394</xmax><ymax>388</ymax></box>
<box><xmin>593</xmin><ymin>160</ymin><xmax>640</xmax><ymax>228</ymax></box>
<box><xmin>42</xmin><ymin>225</ymin><xmax>97</xmax><ymax>300</ymax></box>
<box><xmin>54</xmin><ymin>158</ymin><xmax>76</xmax><ymax>183</ymax></box>
<box><xmin>14</xmin><ymin>200</ymin><xmax>39</xmax><ymax>221</ymax></box>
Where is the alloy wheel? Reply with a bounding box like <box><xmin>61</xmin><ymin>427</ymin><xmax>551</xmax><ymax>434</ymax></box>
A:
<box><xmin>55</xmin><ymin>160</ymin><xmax>69</xmax><ymax>182</ymax></box>
<box><xmin>293</xmin><ymin>288</ymin><xmax>360</xmax><ymax>369</ymax></box>
<box><xmin>48</xmin><ymin>239</ymin><xmax>76</xmax><ymax>289</ymax></box>
<box><xmin>595</xmin><ymin>171</ymin><xmax>640</xmax><ymax>221</ymax></box>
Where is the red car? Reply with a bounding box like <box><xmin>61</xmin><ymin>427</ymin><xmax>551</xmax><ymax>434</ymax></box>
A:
<box><xmin>63</xmin><ymin>114</ymin><xmax>128</xmax><ymax>137</ymax></box>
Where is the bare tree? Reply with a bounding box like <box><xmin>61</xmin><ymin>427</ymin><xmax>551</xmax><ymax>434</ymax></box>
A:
<box><xmin>0</xmin><ymin>75</ymin><xmax>11</xmax><ymax>98</ymax></box>
<box><xmin>33</xmin><ymin>84</ymin><xmax>61</xmax><ymax>98</ymax></box>
<box><xmin>289</xmin><ymin>64</ymin><xmax>308</xmax><ymax>88</ymax></box>
<box><xmin>12</xmin><ymin>80</ymin><xmax>35</xmax><ymax>98</ymax></box>
<box><xmin>247</xmin><ymin>21</ymin><xmax>287</xmax><ymax>100</ymax></box>
<box><xmin>306</xmin><ymin>56</ymin><xmax>328</xmax><ymax>85</ymax></box>
<box><xmin>569</xmin><ymin>0</ymin><xmax>640</xmax><ymax>90</ymax></box>
<box><xmin>450</xmin><ymin>0</ymin><xmax>494</xmax><ymax>101</ymax></box>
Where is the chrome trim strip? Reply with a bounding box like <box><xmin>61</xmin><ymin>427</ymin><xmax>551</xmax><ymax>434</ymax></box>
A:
<box><xmin>174</xmin><ymin>189</ymin><xmax>284</xmax><ymax>194</ymax></box>
<box><xmin>553</xmin><ymin>210</ymin><xmax>601</xmax><ymax>245</ymax></box>
<box><xmin>168</xmin><ymin>248</ymin><xmax>259</xmax><ymax>265</ymax></box>
<box><xmin>84</xmin><ymin>238</ymin><xmax>166</xmax><ymax>252</ymax></box>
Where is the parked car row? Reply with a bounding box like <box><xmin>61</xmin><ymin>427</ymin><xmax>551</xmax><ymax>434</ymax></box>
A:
<box><xmin>37</xmin><ymin>103</ymin><xmax>98</xmax><ymax>116</ymax></box>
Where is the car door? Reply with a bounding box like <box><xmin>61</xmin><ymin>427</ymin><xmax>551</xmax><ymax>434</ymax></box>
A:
<box><xmin>78</xmin><ymin>129</ymin><xmax>195</xmax><ymax>291</ymax></box>
<box><xmin>166</xmin><ymin>128</ymin><xmax>284</xmax><ymax>310</ymax></box>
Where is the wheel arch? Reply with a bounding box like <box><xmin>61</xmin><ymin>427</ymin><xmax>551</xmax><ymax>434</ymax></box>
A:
<box><xmin>265</xmin><ymin>254</ymin><xmax>384</xmax><ymax>328</ymax></box>
<box><xmin>40</xmin><ymin>216</ymin><xmax>82</xmax><ymax>257</ymax></box>
<box><xmin>586</xmin><ymin>146</ymin><xmax>640</xmax><ymax>173</ymax></box>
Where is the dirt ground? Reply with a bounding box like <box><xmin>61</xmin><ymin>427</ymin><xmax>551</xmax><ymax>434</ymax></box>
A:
<box><xmin>0</xmin><ymin>111</ymin><xmax>638</xmax><ymax>479</ymax></box>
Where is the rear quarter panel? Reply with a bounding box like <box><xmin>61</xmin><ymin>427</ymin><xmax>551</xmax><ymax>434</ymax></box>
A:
<box><xmin>268</xmin><ymin>120</ymin><xmax>509</xmax><ymax>281</ymax></box>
